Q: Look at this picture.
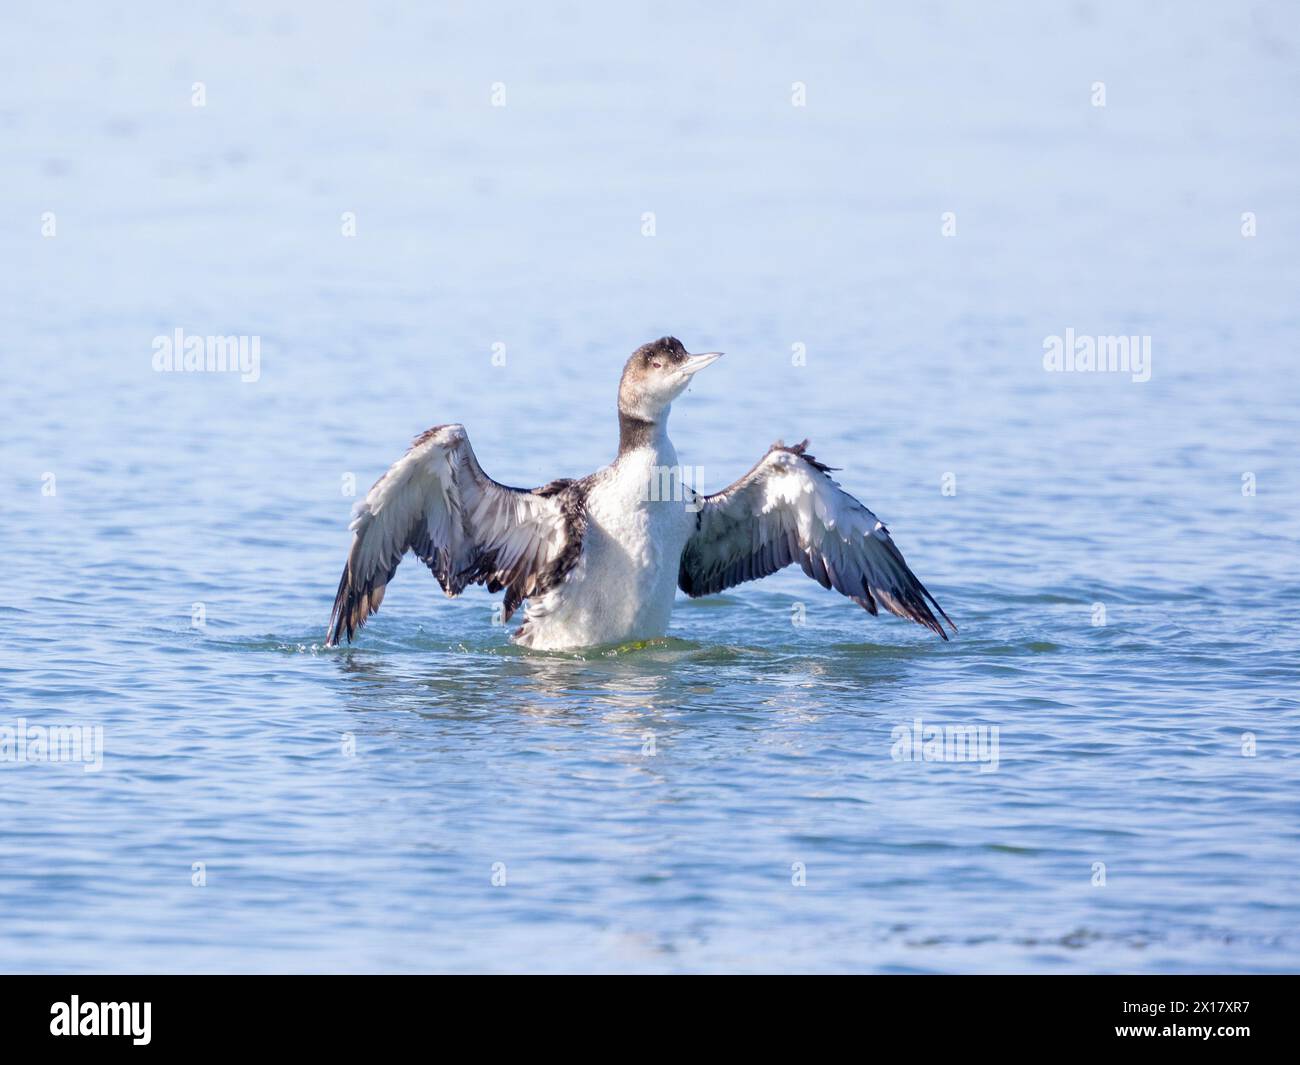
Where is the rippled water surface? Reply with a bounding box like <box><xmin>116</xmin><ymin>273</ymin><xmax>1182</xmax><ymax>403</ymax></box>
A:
<box><xmin>2</xmin><ymin>2</ymin><xmax>1298</xmax><ymax>972</ymax></box>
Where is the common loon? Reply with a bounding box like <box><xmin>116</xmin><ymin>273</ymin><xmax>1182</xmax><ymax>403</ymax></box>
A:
<box><xmin>326</xmin><ymin>337</ymin><xmax>954</xmax><ymax>650</ymax></box>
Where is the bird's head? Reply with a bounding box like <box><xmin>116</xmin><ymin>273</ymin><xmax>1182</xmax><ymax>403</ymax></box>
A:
<box><xmin>617</xmin><ymin>336</ymin><xmax>722</xmax><ymax>423</ymax></box>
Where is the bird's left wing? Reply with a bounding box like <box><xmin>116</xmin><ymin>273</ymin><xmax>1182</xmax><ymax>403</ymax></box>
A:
<box><xmin>679</xmin><ymin>440</ymin><xmax>955</xmax><ymax>639</ymax></box>
<box><xmin>326</xmin><ymin>424</ymin><xmax>578</xmax><ymax>645</ymax></box>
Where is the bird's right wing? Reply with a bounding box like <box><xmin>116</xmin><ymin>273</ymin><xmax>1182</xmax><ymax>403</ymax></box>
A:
<box><xmin>326</xmin><ymin>424</ymin><xmax>578</xmax><ymax>645</ymax></box>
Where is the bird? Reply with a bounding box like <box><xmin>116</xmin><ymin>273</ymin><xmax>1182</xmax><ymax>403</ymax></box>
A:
<box><xmin>326</xmin><ymin>336</ymin><xmax>955</xmax><ymax>651</ymax></box>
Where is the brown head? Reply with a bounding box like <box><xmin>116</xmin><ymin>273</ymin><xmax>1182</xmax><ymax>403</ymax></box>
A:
<box><xmin>617</xmin><ymin>336</ymin><xmax>722</xmax><ymax>426</ymax></box>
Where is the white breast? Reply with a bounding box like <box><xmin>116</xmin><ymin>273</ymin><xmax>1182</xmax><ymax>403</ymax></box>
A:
<box><xmin>514</xmin><ymin>445</ymin><xmax>697</xmax><ymax>650</ymax></box>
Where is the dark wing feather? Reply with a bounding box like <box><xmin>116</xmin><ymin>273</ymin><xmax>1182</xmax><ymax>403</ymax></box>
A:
<box><xmin>679</xmin><ymin>440</ymin><xmax>955</xmax><ymax>639</ymax></box>
<box><xmin>326</xmin><ymin>424</ymin><xmax>578</xmax><ymax>645</ymax></box>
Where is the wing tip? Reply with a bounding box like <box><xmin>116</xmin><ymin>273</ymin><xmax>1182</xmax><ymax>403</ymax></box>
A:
<box><xmin>919</xmin><ymin>582</ymin><xmax>957</xmax><ymax>638</ymax></box>
<box><xmin>326</xmin><ymin>562</ymin><xmax>387</xmax><ymax>647</ymax></box>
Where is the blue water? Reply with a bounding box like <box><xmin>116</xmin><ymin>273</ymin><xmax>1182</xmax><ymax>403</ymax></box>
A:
<box><xmin>2</xmin><ymin>2</ymin><xmax>1298</xmax><ymax>973</ymax></box>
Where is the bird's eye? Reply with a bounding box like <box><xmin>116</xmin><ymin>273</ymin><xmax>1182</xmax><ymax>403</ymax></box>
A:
<box><xmin>652</xmin><ymin>360</ymin><xmax>663</xmax><ymax>369</ymax></box>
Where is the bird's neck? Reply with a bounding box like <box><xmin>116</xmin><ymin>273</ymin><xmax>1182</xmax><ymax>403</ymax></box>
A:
<box><xmin>617</xmin><ymin>407</ymin><xmax>673</xmax><ymax>461</ymax></box>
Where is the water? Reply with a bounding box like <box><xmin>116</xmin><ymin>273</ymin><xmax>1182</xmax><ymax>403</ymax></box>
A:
<box><xmin>2</xmin><ymin>2</ymin><xmax>1298</xmax><ymax>972</ymax></box>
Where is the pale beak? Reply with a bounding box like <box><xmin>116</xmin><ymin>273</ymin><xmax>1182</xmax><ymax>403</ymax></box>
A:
<box><xmin>681</xmin><ymin>352</ymin><xmax>723</xmax><ymax>376</ymax></box>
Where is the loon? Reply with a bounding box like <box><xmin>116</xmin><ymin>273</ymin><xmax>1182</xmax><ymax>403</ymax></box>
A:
<box><xmin>326</xmin><ymin>337</ymin><xmax>955</xmax><ymax>651</ymax></box>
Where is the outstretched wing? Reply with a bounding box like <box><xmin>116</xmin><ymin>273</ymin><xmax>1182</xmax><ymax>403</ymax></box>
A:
<box><xmin>679</xmin><ymin>441</ymin><xmax>955</xmax><ymax>639</ymax></box>
<box><xmin>326</xmin><ymin>424</ymin><xmax>578</xmax><ymax>645</ymax></box>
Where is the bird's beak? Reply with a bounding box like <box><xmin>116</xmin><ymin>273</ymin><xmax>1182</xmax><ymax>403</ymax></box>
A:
<box><xmin>681</xmin><ymin>352</ymin><xmax>723</xmax><ymax>376</ymax></box>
